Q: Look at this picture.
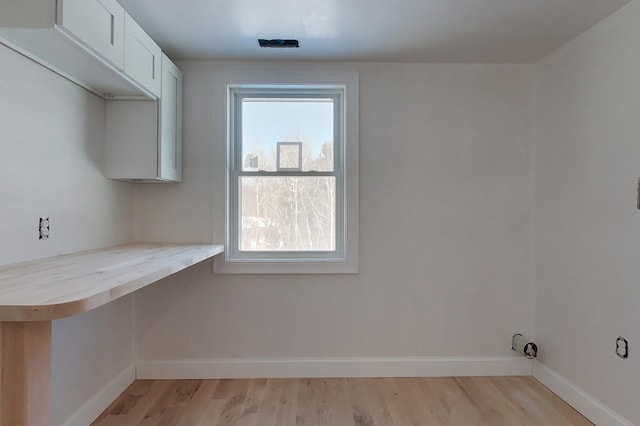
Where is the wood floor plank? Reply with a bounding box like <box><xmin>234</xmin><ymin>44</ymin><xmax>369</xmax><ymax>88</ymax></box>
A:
<box><xmin>377</xmin><ymin>377</ymin><xmax>422</xmax><ymax>426</ymax></box>
<box><xmin>274</xmin><ymin>377</ymin><xmax>299</xmax><ymax>425</ymax></box>
<box><xmin>235</xmin><ymin>378</ymin><xmax>268</xmax><ymax>426</ymax></box>
<box><xmin>195</xmin><ymin>381</ymin><xmax>227</xmax><ymax>426</ymax></box>
<box><xmin>384</xmin><ymin>377</ymin><xmax>442</xmax><ymax>426</ymax></box>
<box><xmin>349</xmin><ymin>377</ymin><xmax>395</xmax><ymax>426</ymax></box>
<box><xmin>92</xmin><ymin>380</ymin><xmax>146</xmax><ymax>423</ymax></box>
<box><xmin>490</xmin><ymin>376</ymin><xmax>571</xmax><ymax>425</ymax></box>
<box><xmin>137</xmin><ymin>380</ymin><xmax>182</xmax><ymax>426</ymax></box>
<box><xmin>153</xmin><ymin>380</ymin><xmax>203</xmax><ymax>426</ymax></box>
<box><xmin>408</xmin><ymin>377</ymin><xmax>453</xmax><ymax>425</ymax></box>
<box><xmin>174</xmin><ymin>380</ymin><xmax>220</xmax><ymax>426</ymax></box>
<box><xmin>253</xmin><ymin>378</ymin><xmax>287</xmax><ymax>426</ymax></box>
<box><xmin>211</xmin><ymin>379</ymin><xmax>251</xmax><ymax>425</ymax></box>
<box><xmin>422</xmin><ymin>377</ymin><xmax>485</xmax><ymax>425</ymax></box>
<box><xmin>92</xmin><ymin>376</ymin><xmax>593</xmax><ymax>426</ymax></box>
<box><xmin>319</xmin><ymin>379</ymin><xmax>356</xmax><ymax>426</ymax></box>
<box><xmin>296</xmin><ymin>378</ymin><xmax>355</xmax><ymax>426</ymax></box>
<box><xmin>456</xmin><ymin>376</ymin><xmax>536</xmax><ymax>426</ymax></box>
<box><xmin>296</xmin><ymin>378</ymin><xmax>322</xmax><ymax>426</ymax></box>
<box><xmin>514</xmin><ymin>377</ymin><xmax>593</xmax><ymax>425</ymax></box>
<box><xmin>92</xmin><ymin>380</ymin><xmax>171</xmax><ymax>426</ymax></box>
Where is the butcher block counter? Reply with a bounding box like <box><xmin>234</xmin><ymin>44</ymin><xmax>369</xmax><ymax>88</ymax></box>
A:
<box><xmin>0</xmin><ymin>243</ymin><xmax>224</xmax><ymax>321</ymax></box>
<box><xmin>0</xmin><ymin>243</ymin><xmax>224</xmax><ymax>425</ymax></box>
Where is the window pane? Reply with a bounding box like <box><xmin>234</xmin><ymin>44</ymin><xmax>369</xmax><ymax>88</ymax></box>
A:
<box><xmin>239</xmin><ymin>176</ymin><xmax>336</xmax><ymax>251</ymax></box>
<box><xmin>241</xmin><ymin>98</ymin><xmax>334</xmax><ymax>172</ymax></box>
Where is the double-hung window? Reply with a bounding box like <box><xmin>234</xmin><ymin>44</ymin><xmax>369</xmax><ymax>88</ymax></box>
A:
<box><xmin>213</xmin><ymin>70</ymin><xmax>359</xmax><ymax>273</ymax></box>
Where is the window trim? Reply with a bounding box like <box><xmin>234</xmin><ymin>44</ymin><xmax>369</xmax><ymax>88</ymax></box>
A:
<box><xmin>212</xmin><ymin>69</ymin><xmax>359</xmax><ymax>274</ymax></box>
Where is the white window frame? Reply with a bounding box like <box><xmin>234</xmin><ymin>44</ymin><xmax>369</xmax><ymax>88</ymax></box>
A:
<box><xmin>230</xmin><ymin>87</ymin><xmax>344</xmax><ymax>260</ymax></box>
<box><xmin>212</xmin><ymin>69</ymin><xmax>359</xmax><ymax>274</ymax></box>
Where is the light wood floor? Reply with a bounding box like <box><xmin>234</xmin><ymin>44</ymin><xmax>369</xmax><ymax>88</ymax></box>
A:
<box><xmin>92</xmin><ymin>376</ymin><xmax>592</xmax><ymax>426</ymax></box>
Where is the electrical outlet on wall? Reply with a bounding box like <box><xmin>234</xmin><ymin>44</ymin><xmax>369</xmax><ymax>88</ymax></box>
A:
<box><xmin>616</xmin><ymin>337</ymin><xmax>629</xmax><ymax>359</ymax></box>
<box><xmin>39</xmin><ymin>217</ymin><xmax>50</xmax><ymax>240</ymax></box>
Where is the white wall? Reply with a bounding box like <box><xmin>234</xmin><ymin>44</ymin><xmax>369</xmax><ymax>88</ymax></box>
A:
<box><xmin>0</xmin><ymin>45</ymin><xmax>135</xmax><ymax>425</ymax></box>
<box><xmin>3</xmin><ymin>1</ymin><xmax>637</xmax><ymax>421</ymax></box>
<box><xmin>533</xmin><ymin>1</ymin><xmax>640</xmax><ymax>424</ymax></box>
<box><xmin>134</xmin><ymin>61</ymin><xmax>534</xmax><ymax>365</ymax></box>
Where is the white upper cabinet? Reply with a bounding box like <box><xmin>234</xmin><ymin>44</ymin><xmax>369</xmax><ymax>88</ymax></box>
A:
<box><xmin>124</xmin><ymin>14</ymin><xmax>161</xmax><ymax>97</ymax></box>
<box><xmin>0</xmin><ymin>0</ymin><xmax>153</xmax><ymax>98</ymax></box>
<box><xmin>105</xmin><ymin>54</ymin><xmax>182</xmax><ymax>182</ymax></box>
<box><xmin>1</xmin><ymin>0</ymin><xmax>184</xmax><ymax>182</ymax></box>
<box><xmin>57</xmin><ymin>0</ymin><xmax>125</xmax><ymax>70</ymax></box>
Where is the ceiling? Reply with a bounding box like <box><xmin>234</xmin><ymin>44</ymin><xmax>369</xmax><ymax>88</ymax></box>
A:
<box><xmin>118</xmin><ymin>0</ymin><xmax>630</xmax><ymax>63</ymax></box>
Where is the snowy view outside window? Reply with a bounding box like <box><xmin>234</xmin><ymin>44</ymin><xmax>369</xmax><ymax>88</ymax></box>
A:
<box><xmin>237</xmin><ymin>96</ymin><xmax>337</xmax><ymax>252</ymax></box>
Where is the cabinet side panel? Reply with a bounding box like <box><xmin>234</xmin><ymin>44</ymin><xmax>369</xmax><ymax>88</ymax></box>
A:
<box><xmin>158</xmin><ymin>55</ymin><xmax>182</xmax><ymax>182</ymax></box>
<box><xmin>105</xmin><ymin>100</ymin><xmax>158</xmax><ymax>180</ymax></box>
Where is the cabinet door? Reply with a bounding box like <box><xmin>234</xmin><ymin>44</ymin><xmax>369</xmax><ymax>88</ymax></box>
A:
<box><xmin>124</xmin><ymin>13</ymin><xmax>161</xmax><ymax>97</ymax></box>
<box><xmin>57</xmin><ymin>0</ymin><xmax>124</xmax><ymax>69</ymax></box>
<box><xmin>158</xmin><ymin>54</ymin><xmax>182</xmax><ymax>182</ymax></box>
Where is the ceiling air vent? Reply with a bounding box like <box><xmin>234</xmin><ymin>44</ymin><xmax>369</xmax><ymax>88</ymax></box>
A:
<box><xmin>258</xmin><ymin>39</ymin><xmax>299</xmax><ymax>48</ymax></box>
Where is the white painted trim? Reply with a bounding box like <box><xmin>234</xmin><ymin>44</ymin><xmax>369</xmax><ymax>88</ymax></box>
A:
<box><xmin>62</xmin><ymin>363</ymin><xmax>136</xmax><ymax>426</ymax></box>
<box><xmin>532</xmin><ymin>361</ymin><xmax>634</xmax><ymax>426</ymax></box>
<box><xmin>137</xmin><ymin>356</ymin><xmax>532</xmax><ymax>380</ymax></box>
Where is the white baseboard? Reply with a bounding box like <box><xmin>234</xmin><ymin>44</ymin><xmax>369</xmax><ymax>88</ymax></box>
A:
<box><xmin>136</xmin><ymin>356</ymin><xmax>532</xmax><ymax>380</ymax></box>
<box><xmin>532</xmin><ymin>361</ymin><xmax>633</xmax><ymax>426</ymax></box>
<box><xmin>62</xmin><ymin>363</ymin><xmax>136</xmax><ymax>426</ymax></box>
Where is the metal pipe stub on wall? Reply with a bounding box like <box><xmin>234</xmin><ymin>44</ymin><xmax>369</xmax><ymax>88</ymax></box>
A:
<box><xmin>512</xmin><ymin>334</ymin><xmax>538</xmax><ymax>358</ymax></box>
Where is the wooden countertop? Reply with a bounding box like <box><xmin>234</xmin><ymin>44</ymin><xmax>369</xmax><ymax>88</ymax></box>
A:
<box><xmin>0</xmin><ymin>243</ymin><xmax>224</xmax><ymax>321</ymax></box>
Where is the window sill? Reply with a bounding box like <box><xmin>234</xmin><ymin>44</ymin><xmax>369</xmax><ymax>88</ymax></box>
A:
<box><xmin>213</xmin><ymin>259</ymin><xmax>359</xmax><ymax>274</ymax></box>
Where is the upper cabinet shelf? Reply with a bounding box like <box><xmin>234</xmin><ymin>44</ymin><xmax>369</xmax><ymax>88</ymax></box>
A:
<box><xmin>0</xmin><ymin>0</ymin><xmax>160</xmax><ymax>98</ymax></box>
